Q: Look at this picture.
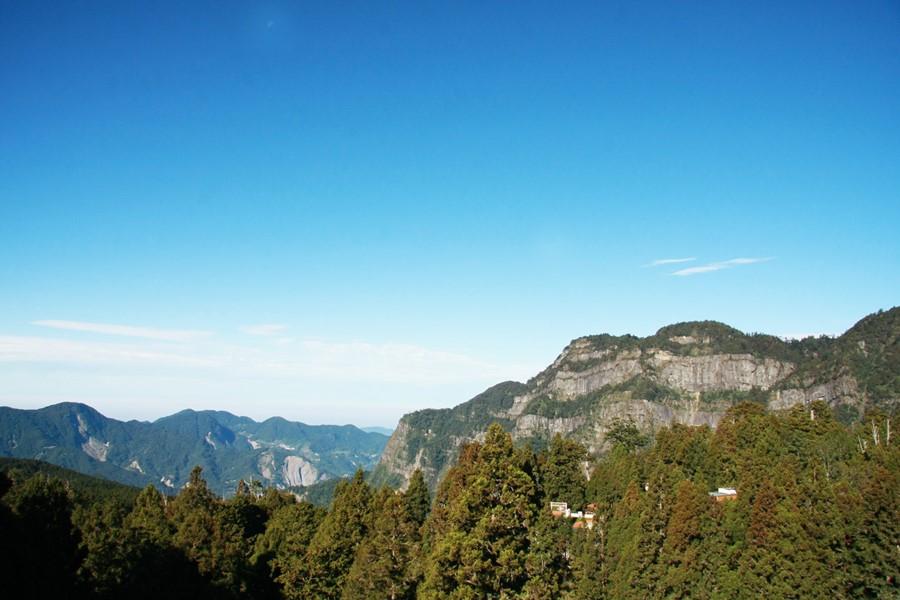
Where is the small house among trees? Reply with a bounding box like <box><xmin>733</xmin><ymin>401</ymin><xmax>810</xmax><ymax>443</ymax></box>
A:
<box><xmin>549</xmin><ymin>500</ymin><xmax>596</xmax><ymax>529</ymax></box>
<box><xmin>708</xmin><ymin>487</ymin><xmax>738</xmax><ymax>502</ymax></box>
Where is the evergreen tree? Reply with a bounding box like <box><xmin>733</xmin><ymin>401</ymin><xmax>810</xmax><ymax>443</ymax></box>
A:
<box><xmin>656</xmin><ymin>479</ymin><xmax>713</xmax><ymax>599</ymax></box>
<box><xmin>540</xmin><ymin>434</ymin><xmax>588</xmax><ymax>509</ymax></box>
<box><xmin>342</xmin><ymin>490</ymin><xmax>420</xmax><ymax>599</ymax></box>
<box><xmin>419</xmin><ymin>424</ymin><xmax>539</xmax><ymax>599</ymax></box>
<box><xmin>5</xmin><ymin>474</ymin><xmax>83</xmax><ymax>597</ymax></box>
<box><xmin>252</xmin><ymin>500</ymin><xmax>324</xmax><ymax>582</ymax></box>
<box><xmin>125</xmin><ymin>484</ymin><xmax>172</xmax><ymax>544</ymax></box>
<box><xmin>403</xmin><ymin>468</ymin><xmax>431</xmax><ymax>527</ymax></box>
<box><xmin>521</xmin><ymin>508</ymin><xmax>575</xmax><ymax>598</ymax></box>
<box><xmin>281</xmin><ymin>469</ymin><xmax>373</xmax><ymax>600</ymax></box>
<box><xmin>168</xmin><ymin>465</ymin><xmax>251</xmax><ymax>596</ymax></box>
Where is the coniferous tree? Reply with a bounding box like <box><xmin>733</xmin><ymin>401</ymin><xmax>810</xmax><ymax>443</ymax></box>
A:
<box><xmin>342</xmin><ymin>489</ymin><xmax>420</xmax><ymax>599</ymax></box>
<box><xmin>6</xmin><ymin>475</ymin><xmax>83</xmax><ymax>597</ymax></box>
<box><xmin>419</xmin><ymin>424</ymin><xmax>539</xmax><ymax>599</ymax></box>
<box><xmin>403</xmin><ymin>468</ymin><xmax>431</xmax><ymax>527</ymax></box>
<box><xmin>168</xmin><ymin>466</ymin><xmax>250</xmax><ymax>596</ymax></box>
<box><xmin>540</xmin><ymin>434</ymin><xmax>588</xmax><ymax>509</ymax></box>
<box><xmin>126</xmin><ymin>484</ymin><xmax>172</xmax><ymax>543</ymax></box>
<box><xmin>655</xmin><ymin>479</ymin><xmax>713</xmax><ymax>599</ymax></box>
<box><xmin>252</xmin><ymin>499</ymin><xmax>325</xmax><ymax>591</ymax></box>
<box><xmin>281</xmin><ymin>469</ymin><xmax>372</xmax><ymax>600</ymax></box>
<box><xmin>521</xmin><ymin>508</ymin><xmax>575</xmax><ymax>598</ymax></box>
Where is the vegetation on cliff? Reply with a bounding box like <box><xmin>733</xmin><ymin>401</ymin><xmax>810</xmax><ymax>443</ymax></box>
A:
<box><xmin>377</xmin><ymin>308</ymin><xmax>899</xmax><ymax>490</ymax></box>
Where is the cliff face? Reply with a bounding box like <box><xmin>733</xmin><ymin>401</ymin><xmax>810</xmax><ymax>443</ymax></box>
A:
<box><xmin>375</xmin><ymin>309</ymin><xmax>899</xmax><ymax>489</ymax></box>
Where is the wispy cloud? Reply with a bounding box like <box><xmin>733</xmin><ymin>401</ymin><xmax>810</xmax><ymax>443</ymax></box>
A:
<box><xmin>240</xmin><ymin>324</ymin><xmax>287</xmax><ymax>336</ymax></box>
<box><xmin>0</xmin><ymin>335</ymin><xmax>217</xmax><ymax>367</ymax></box>
<box><xmin>645</xmin><ymin>257</ymin><xmax>696</xmax><ymax>267</ymax></box>
<box><xmin>32</xmin><ymin>320</ymin><xmax>212</xmax><ymax>342</ymax></box>
<box><xmin>1</xmin><ymin>330</ymin><xmax>528</xmax><ymax>386</ymax></box>
<box><xmin>672</xmin><ymin>257</ymin><xmax>774</xmax><ymax>276</ymax></box>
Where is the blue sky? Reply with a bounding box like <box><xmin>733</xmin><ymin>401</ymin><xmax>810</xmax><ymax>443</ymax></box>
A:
<box><xmin>1</xmin><ymin>1</ymin><xmax>898</xmax><ymax>426</ymax></box>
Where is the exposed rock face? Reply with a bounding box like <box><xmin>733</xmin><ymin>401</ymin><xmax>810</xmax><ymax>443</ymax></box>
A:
<box><xmin>258</xmin><ymin>452</ymin><xmax>276</xmax><ymax>481</ymax></box>
<box><xmin>81</xmin><ymin>436</ymin><xmax>109</xmax><ymax>462</ymax></box>
<box><xmin>281</xmin><ymin>456</ymin><xmax>319</xmax><ymax>487</ymax></box>
<box><xmin>770</xmin><ymin>376</ymin><xmax>861</xmax><ymax>411</ymax></box>
<box><xmin>649</xmin><ymin>352</ymin><xmax>794</xmax><ymax>392</ymax></box>
<box><xmin>546</xmin><ymin>349</ymin><xmax>643</xmax><ymax>397</ymax></box>
<box><xmin>375</xmin><ymin>312</ymin><xmax>900</xmax><ymax>489</ymax></box>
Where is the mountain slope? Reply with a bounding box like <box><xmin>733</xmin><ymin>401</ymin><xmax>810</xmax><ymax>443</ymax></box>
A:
<box><xmin>375</xmin><ymin>307</ymin><xmax>900</xmax><ymax>489</ymax></box>
<box><xmin>0</xmin><ymin>403</ymin><xmax>389</xmax><ymax>494</ymax></box>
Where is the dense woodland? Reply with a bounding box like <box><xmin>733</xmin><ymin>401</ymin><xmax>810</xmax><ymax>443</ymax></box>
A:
<box><xmin>1</xmin><ymin>402</ymin><xmax>897</xmax><ymax>599</ymax></box>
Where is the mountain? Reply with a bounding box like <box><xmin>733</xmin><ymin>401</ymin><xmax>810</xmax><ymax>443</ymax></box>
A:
<box><xmin>375</xmin><ymin>307</ymin><xmax>900</xmax><ymax>488</ymax></box>
<box><xmin>0</xmin><ymin>403</ymin><xmax>389</xmax><ymax>494</ymax></box>
<box><xmin>361</xmin><ymin>426</ymin><xmax>394</xmax><ymax>436</ymax></box>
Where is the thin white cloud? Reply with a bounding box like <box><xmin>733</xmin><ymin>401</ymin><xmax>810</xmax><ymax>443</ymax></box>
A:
<box><xmin>0</xmin><ymin>335</ymin><xmax>217</xmax><ymax>367</ymax></box>
<box><xmin>240</xmin><ymin>324</ymin><xmax>287</xmax><ymax>336</ymax></box>
<box><xmin>235</xmin><ymin>339</ymin><xmax>523</xmax><ymax>385</ymax></box>
<box><xmin>645</xmin><ymin>257</ymin><xmax>696</xmax><ymax>267</ymax></box>
<box><xmin>32</xmin><ymin>320</ymin><xmax>211</xmax><ymax>342</ymax></box>
<box><xmin>0</xmin><ymin>330</ymin><xmax>528</xmax><ymax>386</ymax></box>
<box><xmin>672</xmin><ymin>257</ymin><xmax>774</xmax><ymax>276</ymax></box>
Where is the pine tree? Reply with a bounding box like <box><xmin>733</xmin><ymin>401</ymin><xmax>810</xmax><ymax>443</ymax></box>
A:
<box><xmin>419</xmin><ymin>424</ymin><xmax>539</xmax><ymax>599</ymax></box>
<box><xmin>252</xmin><ymin>500</ymin><xmax>324</xmax><ymax>581</ymax></box>
<box><xmin>540</xmin><ymin>434</ymin><xmax>588</xmax><ymax>510</ymax></box>
<box><xmin>168</xmin><ymin>466</ymin><xmax>250</xmax><ymax>596</ymax></box>
<box><xmin>5</xmin><ymin>475</ymin><xmax>83</xmax><ymax>597</ymax></box>
<box><xmin>521</xmin><ymin>508</ymin><xmax>575</xmax><ymax>598</ymax></box>
<box><xmin>656</xmin><ymin>480</ymin><xmax>712</xmax><ymax>599</ymax></box>
<box><xmin>125</xmin><ymin>484</ymin><xmax>172</xmax><ymax>544</ymax></box>
<box><xmin>403</xmin><ymin>468</ymin><xmax>431</xmax><ymax>527</ymax></box>
<box><xmin>281</xmin><ymin>469</ymin><xmax>373</xmax><ymax>600</ymax></box>
<box><xmin>342</xmin><ymin>490</ymin><xmax>420</xmax><ymax>599</ymax></box>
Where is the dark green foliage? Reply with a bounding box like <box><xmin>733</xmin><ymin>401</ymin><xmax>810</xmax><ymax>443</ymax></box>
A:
<box><xmin>539</xmin><ymin>433</ymin><xmax>588</xmax><ymax>509</ymax></box>
<box><xmin>342</xmin><ymin>489</ymin><xmax>420</xmax><ymax>599</ymax></box>
<box><xmin>5</xmin><ymin>474</ymin><xmax>83</xmax><ymax>597</ymax></box>
<box><xmin>281</xmin><ymin>469</ymin><xmax>373</xmax><ymax>599</ymax></box>
<box><xmin>289</xmin><ymin>472</ymin><xmax>363</xmax><ymax>506</ymax></box>
<box><xmin>403</xmin><ymin>468</ymin><xmax>431</xmax><ymax>526</ymax></box>
<box><xmin>419</xmin><ymin>424</ymin><xmax>539</xmax><ymax>599</ymax></box>
<box><xmin>167</xmin><ymin>466</ymin><xmax>253</xmax><ymax>595</ymax></box>
<box><xmin>606</xmin><ymin>417</ymin><xmax>650</xmax><ymax>454</ymax></box>
<box><xmin>1</xmin><ymin>402</ymin><xmax>898</xmax><ymax>598</ymax></box>
<box><xmin>0</xmin><ymin>456</ymin><xmax>140</xmax><ymax>506</ymax></box>
<box><xmin>252</xmin><ymin>499</ymin><xmax>324</xmax><ymax>598</ymax></box>
<box><xmin>783</xmin><ymin>307</ymin><xmax>900</xmax><ymax>401</ymax></box>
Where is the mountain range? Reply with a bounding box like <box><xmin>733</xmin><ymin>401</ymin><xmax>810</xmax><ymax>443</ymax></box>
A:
<box><xmin>2</xmin><ymin>308</ymin><xmax>896</xmax><ymax>495</ymax></box>
<box><xmin>374</xmin><ymin>307</ymin><xmax>899</xmax><ymax>488</ymax></box>
<box><xmin>0</xmin><ymin>403</ymin><xmax>388</xmax><ymax>494</ymax></box>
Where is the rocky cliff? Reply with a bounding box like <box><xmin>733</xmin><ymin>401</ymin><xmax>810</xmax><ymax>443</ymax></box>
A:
<box><xmin>375</xmin><ymin>308</ymin><xmax>899</xmax><ymax>489</ymax></box>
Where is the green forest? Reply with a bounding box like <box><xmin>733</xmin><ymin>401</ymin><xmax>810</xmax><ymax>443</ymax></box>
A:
<box><xmin>1</xmin><ymin>402</ymin><xmax>897</xmax><ymax>599</ymax></box>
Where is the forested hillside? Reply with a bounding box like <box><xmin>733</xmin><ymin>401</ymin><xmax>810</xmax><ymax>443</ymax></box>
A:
<box><xmin>0</xmin><ymin>403</ymin><xmax>388</xmax><ymax>494</ymax></box>
<box><xmin>1</xmin><ymin>402</ymin><xmax>896</xmax><ymax>598</ymax></box>
<box><xmin>376</xmin><ymin>307</ymin><xmax>900</xmax><ymax>490</ymax></box>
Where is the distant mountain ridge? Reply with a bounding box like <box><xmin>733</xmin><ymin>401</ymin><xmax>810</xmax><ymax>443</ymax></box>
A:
<box><xmin>0</xmin><ymin>403</ymin><xmax>389</xmax><ymax>494</ymax></box>
<box><xmin>375</xmin><ymin>307</ymin><xmax>900</xmax><ymax>489</ymax></box>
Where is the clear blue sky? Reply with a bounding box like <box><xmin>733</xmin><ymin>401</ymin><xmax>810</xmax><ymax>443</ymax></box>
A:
<box><xmin>1</xmin><ymin>1</ymin><xmax>898</xmax><ymax>426</ymax></box>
